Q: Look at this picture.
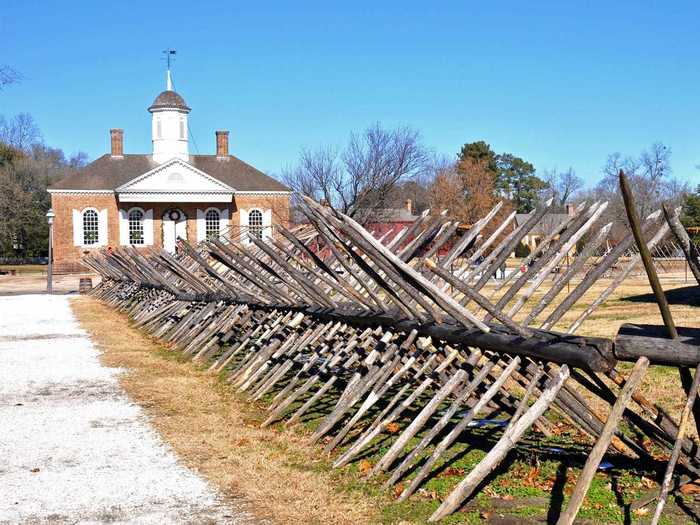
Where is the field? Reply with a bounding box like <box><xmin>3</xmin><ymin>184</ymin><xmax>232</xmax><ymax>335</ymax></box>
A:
<box><xmin>70</xmin><ymin>269</ymin><xmax>700</xmax><ymax>524</ymax></box>
<box><xmin>0</xmin><ymin>264</ymin><xmax>46</xmax><ymax>274</ymax></box>
<box><xmin>0</xmin><ymin>272</ymin><xmax>99</xmax><ymax>295</ymax></box>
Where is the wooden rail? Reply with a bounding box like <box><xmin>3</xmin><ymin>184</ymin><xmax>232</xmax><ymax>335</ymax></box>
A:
<box><xmin>82</xmin><ymin>182</ymin><xmax>700</xmax><ymax>522</ymax></box>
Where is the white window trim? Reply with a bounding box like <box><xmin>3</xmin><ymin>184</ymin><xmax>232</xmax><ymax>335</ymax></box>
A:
<box><xmin>219</xmin><ymin>208</ymin><xmax>229</xmax><ymax>240</ymax></box>
<box><xmin>120</xmin><ymin>207</ymin><xmax>153</xmax><ymax>246</ymax></box>
<box><xmin>247</xmin><ymin>207</ymin><xmax>266</xmax><ymax>243</ymax></box>
<box><xmin>203</xmin><ymin>207</ymin><xmax>222</xmax><ymax>241</ymax></box>
<box><xmin>119</xmin><ymin>208</ymin><xmax>129</xmax><ymax>245</ymax></box>
<box><xmin>143</xmin><ymin>208</ymin><xmax>154</xmax><ymax>246</ymax></box>
<box><xmin>127</xmin><ymin>207</ymin><xmax>146</xmax><ymax>246</ymax></box>
<box><xmin>78</xmin><ymin>207</ymin><xmax>100</xmax><ymax>248</ymax></box>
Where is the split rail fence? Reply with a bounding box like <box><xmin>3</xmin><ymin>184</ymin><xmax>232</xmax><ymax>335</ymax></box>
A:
<box><xmin>83</xmin><ymin>173</ymin><xmax>700</xmax><ymax>523</ymax></box>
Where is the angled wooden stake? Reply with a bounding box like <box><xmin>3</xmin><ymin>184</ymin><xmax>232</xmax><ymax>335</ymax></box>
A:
<box><xmin>556</xmin><ymin>356</ymin><xmax>649</xmax><ymax>525</ymax></box>
<box><xmin>429</xmin><ymin>365</ymin><xmax>570</xmax><ymax>522</ymax></box>
<box><xmin>651</xmin><ymin>362</ymin><xmax>700</xmax><ymax>525</ymax></box>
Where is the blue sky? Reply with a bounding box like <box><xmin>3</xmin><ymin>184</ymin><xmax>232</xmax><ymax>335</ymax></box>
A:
<box><xmin>2</xmin><ymin>1</ymin><xmax>700</xmax><ymax>188</ymax></box>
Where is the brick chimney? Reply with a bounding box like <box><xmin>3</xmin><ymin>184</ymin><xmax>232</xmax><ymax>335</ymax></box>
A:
<box><xmin>405</xmin><ymin>199</ymin><xmax>413</xmax><ymax>214</ymax></box>
<box><xmin>110</xmin><ymin>129</ymin><xmax>123</xmax><ymax>158</ymax></box>
<box><xmin>565</xmin><ymin>203</ymin><xmax>576</xmax><ymax>217</ymax></box>
<box><xmin>216</xmin><ymin>130</ymin><xmax>229</xmax><ymax>158</ymax></box>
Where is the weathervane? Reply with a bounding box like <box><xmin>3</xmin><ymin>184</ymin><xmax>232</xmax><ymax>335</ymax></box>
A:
<box><xmin>162</xmin><ymin>48</ymin><xmax>177</xmax><ymax>90</ymax></box>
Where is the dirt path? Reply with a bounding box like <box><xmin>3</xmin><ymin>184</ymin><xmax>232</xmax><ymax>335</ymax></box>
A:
<box><xmin>0</xmin><ymin>294</ymin><xmax>254</xmax><ymax>524</ymax></box>
<box><xmin>70</xmin><ymin>296</ymin><xmax>379</xmax><ymax>525</ymax></box>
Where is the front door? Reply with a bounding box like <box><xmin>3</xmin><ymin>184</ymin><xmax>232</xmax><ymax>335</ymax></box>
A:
<box><xmin>162</xmin><ymin>209</ymin><xmax>187</xmax><ymax>253</ymax></box>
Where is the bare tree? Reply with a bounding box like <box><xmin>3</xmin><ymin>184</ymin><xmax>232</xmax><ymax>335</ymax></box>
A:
<box><xmin>429</xmin><ymin>162</ymin><xmax>468</xmax><ymax>219</ymax></box>
<box><xmin>577</xmin><ymin>142</ymin><xmax>687</xmax><ymax>241</ymax></box>
<box><xmin>543</xmin><ymin>167</ymin><xmax>583</xmax><ymax>205</ymax></box>
<box><xmin>599</xmin><ymin>142</ymin><xmax>675</xmax><ymax>220</ymax></box>
<box><xmin>0</xmin><ymin>66</ymin><xmax>19</xmax><ymax>90</ymax></box>
<box><xmin>0</xmin><ymin>113</ymin><xmax>41</xmax><ymax>151</ymax></box>
<box><xmin>282</xmin><ymin>123</ymin><xmax>428</xmax><ymax>222</ymax></box>
<box><xmin>282</xmin><ymin>146</ymin><xmax>339</xmax><ymax>203</ymax></box>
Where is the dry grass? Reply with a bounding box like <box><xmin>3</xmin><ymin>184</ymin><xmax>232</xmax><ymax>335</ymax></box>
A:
<box><xmin>545</xmin><ymin>275</ymin><xmax>699</xmax><ymax>421</ymax></box>
<box><xmin>69</xmin><ymin>272</ymin><xmax>699</xmax><ymax>523</ymax></box>
<box><xmin>0</xmin><ymin>273</ymin><xmax>98</xmax><ymax>295</ymax></box>
<box><xmin>483</xmin><ymin>271</ymin><xmax>700</xmax><ymax>433</ymax></box>
<box><xmin>0</xmin><ymin>264</ymin><xmax>46</xmax><ymax>273</ymax></box>
<box><xmin>71</xmin><ymin>296</ymin><xmax>379</xmax><ymax>525</ymax></box>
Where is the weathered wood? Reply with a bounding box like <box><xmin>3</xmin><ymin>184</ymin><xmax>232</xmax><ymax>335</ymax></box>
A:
<box><xmin>424</xmin><ymin>259</ymin><xmax>533</xmax><ymax>337</ymax></box>
<box><xmin>651</xmin><ymin>362</ymin><xmax>700</xmax><ymax>525</ymax></box>
<box><xmin>384</xmin><ymin>360</ymin><xmax>496</xmax><ymax>487</ymax></box>
<box><xmin>440</xmin><ymin>201</ymin><xmax>503</xmax><ymax>268</ymax></box>
<box><xmin>83</xmin><ymin>190</ymin><xmax>700</xmax><ymax>523</ymax></box>
<box><xmin>663</xmin><ymin>203</ymin><xmax>700</xmax><ymax>285</ymax></box>
<box><xmin>370</xmin><ymin>369</ymin><xmax>468</xmax><ymax>475</ymax></box>
<box><xmin>615</xmin><ymin>324</ymin><xmax>700</xmax><ymax>367</ymax></box>
<box><xmin>429</xmin><ymin>365</ymin><xmax>570</xmax><ymax>521</ymax></box>
<box><xmin>303</xmin><ymin>310</ymin><xmax>615</xmax><ymax>372</ymax></box>
<box><xmin>556</xmin><ymin>356</ymin><xmax>649</xmax><ymax>525</ymax></box>
<box><xmin>540</xmin><ymin>210</ymin><xmax>661</xmax><ymax>330</ymax></box>
<box><xmin>398</xmin><ymin>357</ymin><xmax>522</xmax><ymax>501</ymax></box>
<box><xmin>507</xmin><ymin>366</ymin><xmax>544</xmax><ymax>428</ymax></box>
<box><xmin>567</xmin><ymin>220</ymin><xmax>670</xmax><ymax>334</ymax></box>
<box><xmin>620</xmin><ymin>171</ymin><xmax>678</xmax><ymax>339</ymax></box>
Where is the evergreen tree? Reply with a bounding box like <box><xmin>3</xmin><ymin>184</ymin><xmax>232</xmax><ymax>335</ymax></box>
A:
<box><xmin>681</xmin><ymin>185</ymin><xmax>700</xmax><ymax>241</ymax></box>
<box><xmin>458</xmin><ymin>141</ymin><xmax>547</xmax><ymax>213</ymax></box>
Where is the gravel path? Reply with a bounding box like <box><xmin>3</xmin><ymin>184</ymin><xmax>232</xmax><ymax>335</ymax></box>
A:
<box><xmin>0</xmin><ymin>295</ymin><xmax>253</xmax><ymax>524</ymax></box>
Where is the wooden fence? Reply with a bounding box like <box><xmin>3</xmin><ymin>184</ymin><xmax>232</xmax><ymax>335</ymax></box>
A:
<box><xmin>82</xmin><ymin>175</ymin><xmax>700</xmax><ymax>523</ymax></box>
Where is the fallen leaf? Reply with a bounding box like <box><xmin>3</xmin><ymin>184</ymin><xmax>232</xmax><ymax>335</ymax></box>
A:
<box><xmin>359</xmin><ymin>459</ymin><xmax>372</xmax><ymax>474</ymax></box>
<box><xmin>439</xmin><ymin>467</ymin><xmax>465</xmax><ymax>478</ymax></box>
<box><xmin>538</xmin><ymin>479</ymin><xmax>555</xmax><ymax>491</ymax></box>
<box><xmin>480</xmin><ymin>511</ymin><xmax>493</xmax><ymax>519</ymax></box>
<box><xmin>501</xmin><ymin>494</ymin><xmax>514</xmax><ymax>501</ymax></box>
<box><xmin>524</xmin><ymin>466</ymin><xmax>539</xmax><ymax>486</ymax></box>
<box><xmin>641</xmin><ymin>476</ymin><xmax>656</xmax><ymax>489</ymax></box>
<box><xmin>680</xmin><ymin>480</ymin><xmax>700</xmax><ymax>495</ymax></box>
<box><xmin>393</xmin><ymin>483</ymin><xmax>404</xmax><ymax>499</ymax></box>
<box><xmin>386</xmin><ymin>422</ymin><xmax>401</xmax><ymax>434</ymax></box>
<box><xmin>633</xmin><ymin>507</ymin><xmax>650</xmax><ymax>517</ymax></box>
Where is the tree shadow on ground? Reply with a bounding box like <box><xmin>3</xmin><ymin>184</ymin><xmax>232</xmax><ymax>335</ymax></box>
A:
<box><xmin>620</xmin><ymin>285</ymin><xmax>699</xmax><ymax>306</ymax></box>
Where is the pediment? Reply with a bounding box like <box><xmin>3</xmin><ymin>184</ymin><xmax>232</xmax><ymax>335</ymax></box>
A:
<box><xmin>116</xmin><ymin>158</ymin><xmax>234</xmax><ymax>193</ymax></box>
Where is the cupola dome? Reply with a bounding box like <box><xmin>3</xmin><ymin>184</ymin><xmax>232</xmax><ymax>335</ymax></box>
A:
<box><xmin>149</xmin><ymin>69</ymin><xmax>190</xmax><ymax>163</ymax></box>
<box><xmin>148</xmin><ymin>90</ymin><xmax>190</xmax><ymax>113</ymax></box>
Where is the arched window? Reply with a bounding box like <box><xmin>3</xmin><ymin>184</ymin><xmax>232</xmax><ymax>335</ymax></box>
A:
<box><xmin>129</xmin><ymin>209</ymin><xmax>144</xmax><ymax>245</ymax></box>
<box><xmin>179</xmin><ymin>118</ymin><xmax>185</xmax><ymax>139</ymax></box>
<box><xmin>83</xmin><ymin>210</ymin><xmax>99</xmax><ymax>245</ymax></box>
<box><xmin>205</xmin><ymin>209</ymin><xmax>220</xmax><ymax>240</ymax></box>
<box><xmin>156</xmin><ymin>118</ymin><xmax>162</xmax><ymax>139</ymax></box>
<box><xmin>248</xmin><ymin>209</ymin><xmax>263</xmax><ymax>240</ymax></box>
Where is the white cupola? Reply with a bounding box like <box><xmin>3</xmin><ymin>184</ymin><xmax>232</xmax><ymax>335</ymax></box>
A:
<box><xmin>148</xmin><ymin>70</ymin><xmax>191</xmax><ymax>164</ymax></box>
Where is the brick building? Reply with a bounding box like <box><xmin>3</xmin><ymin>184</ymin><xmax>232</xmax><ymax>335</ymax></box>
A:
<box><xmin>48</xmin><ymin>73</ymin><xmax>290</xmax><ymax>272</ymax></box>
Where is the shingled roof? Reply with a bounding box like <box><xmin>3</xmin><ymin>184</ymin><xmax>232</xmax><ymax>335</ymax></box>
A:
<box><xmin>49</xmin><ymin>154</ymin><xmax>291</xmax><ymax>192</ymax></box>
<box><xmin>148</xmin><ymin>90</ymin><xmax>191</xmax><ymax>112</ymax></box>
